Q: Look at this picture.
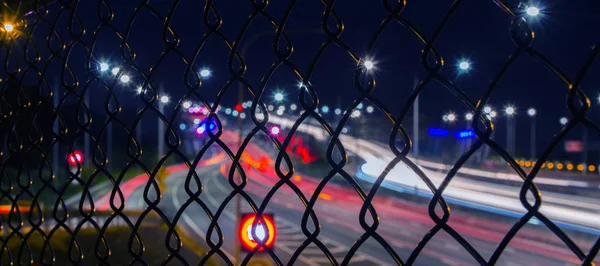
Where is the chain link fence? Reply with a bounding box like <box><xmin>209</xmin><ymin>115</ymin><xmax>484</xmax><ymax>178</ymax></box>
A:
<box><xmin>1</xmin><ymin>0</ymin><xmax>599</xmax><ymax>265</ymax></box>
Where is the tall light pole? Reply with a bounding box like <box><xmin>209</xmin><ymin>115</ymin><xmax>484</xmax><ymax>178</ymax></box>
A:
<box><xmin>412</xmin><ymin>76</ymin><xmax>419</xmax><ymax>157</ymax></box>
<box><xmin>527</xmin><ymin>108</ymin><xmax>536</xmax><ymax>160</ymax></box>
<box><xmin>504</xmin><ymin>106</ymin><xmax>516</xmax><ymax>155</ymax></box>
<box><xmin>158</xmin><ymin>94</ymin><xmax>169</xmax><ymax>162</ymax></box>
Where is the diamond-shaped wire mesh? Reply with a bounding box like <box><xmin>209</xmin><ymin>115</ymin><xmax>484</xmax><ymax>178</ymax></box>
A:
<box><xmin>0</xmin><ymin>0</ymin><xmax>599</xmax><ymax>265</ymax></box>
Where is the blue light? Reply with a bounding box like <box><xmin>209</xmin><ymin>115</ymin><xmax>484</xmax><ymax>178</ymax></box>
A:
<box><xmin>455</xmin><ymin>129</ymin><xmax>475</xmax><ymax>139</ymax></box>
<box><xmin>179</xmin><ymin>123</ymin><xmax>187</xmax><ymax>130</ymax></box>
<box><xmin>196</xmin><ymin>119</ymin><xmax>217</xmax><ymax>135</ymax></box>
<box><xmin>428</xmin><ymin>128</ymin><xmax>449</xmax><ymax>137</ymax></box>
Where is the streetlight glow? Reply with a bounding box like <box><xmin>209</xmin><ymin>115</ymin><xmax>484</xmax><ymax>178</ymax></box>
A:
<box><xmin>200</xmin><ymin>69</ymin><xmax>211</xmax><ymax>77</ymax></box>
<box><xmin>504</xmin><ymin>106</ymin><xmax>515</xmax><ymax>116</ymax></box>
<box><xmin>3</xmin><ymin>23</ymin><xmax>14</xmax><ymax>32</ymax></box>
<box><xmin>560</xmin><ymin>117</ymin><xmax>568</xmax><ymax>125</ymax></box>
<box><xmin>490</xmin><ymin>111</ymin><xmax>497</xmax><ymax>118</ymax></box>
<box><xmin>160</xmin><ymin>95</ymin><xmax>170</xmax><ymax>104</ymax></box>
<box><xmin>364</xmin><ymin>60</ymin><xmax>374</xmax><ymax>70</ymax></box>
<box><xmin>111</xmin><ymin>67</ymin><xmax>120</xmax><ymax>76</ymax></box>
<box><xmin>182</xmin><ymin>101</ymin><xmax>192</xmax><ymax>109</ymax></box>
<box><xmin>483</xmin><ymin>106</ymin><xmax>492</xmax><ymax>114</ymax></box>
<box><xmin>351</xmin><ymin>110</ymin><xmax>361</xmax><ymax>118</ymax></box>
<box><xmin>120</xmin><ymin>74</ymin><xmax>130</xmax><ymax>83</ymax></box>
<box><xmin>270</xmin><ymin>126</ymin><xmax>280</xmax><ymax>135</ymax></box>
<box><xmin>459</xmin><ymin>61</ymin><xmax>470</xmax><ymax>70</ymax></box>
<box><xmin>99</xmin><ymin>62</ymin><xmax>109</xmax><ymax>72</ymax></box>
<box><xmin>447</xmin><ymin>113</ymin><xmax>456</xmax><ymax>122</ymax></box>
<box><xmin>268</xmin><ymin>105</ymin><xmax>274</xmax><ymax>111</ymax></box>
<box><xmin>274</xmin><ymin>92</ymin><xmax>284</xmax><ymax>102</ymax></box>
<box><xmin>526</xmin><ymin>6</ymin><xmax>540</xmax><ymax>16</ymax></box>
<box><xmin>465</xmin><ymin>113</ymin><xmax>474</xmax><ymax>121</ymax></box>
<box><xmin>335</xmin><ymin>108</ymin><xmax>342</xmax><ymax>115</ymax></box>
<box><xmin>366</xmin><ymin>106</ymin><xmax>374</xmax><ymax>113</ymax></box>
<box><xmin>290</xmin><ymin>104</ymin><xmax>297</xmax><ymax>111</ymax></box>
<box><xmin>527</xmin><ymin>108</ymin><xmax>536</xmax><ymax>117</ymax></box>
<box><xmin>322</xmin><ymin>106</ymin><xmax>329</xmax><ymax>113</ymax></box>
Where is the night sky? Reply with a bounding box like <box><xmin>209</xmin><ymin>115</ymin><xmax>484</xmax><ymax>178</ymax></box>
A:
<box><xmin>10</xmin><ymin>0</ymin><xmax>600</xmax><ymax>162</ymax></box>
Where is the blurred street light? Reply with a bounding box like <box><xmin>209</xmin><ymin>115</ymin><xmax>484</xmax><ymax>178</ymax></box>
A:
<box><xmin>442</xmin><ymin>114</ymin><xmax>449</xmax><ymax>122</ymax></box>
<box><xmin>489</xmin><ymin>111</ymin><xmax>497</xmax><ymax>118</ymax></box>
<box><xmin>3</xmin><ymin>23</ymin><xmax>14</xmax><ymax>32</ymax></box>
<box><xmin>232</xmin><ymin>110</ymin><xmax>239</xmax><ymax>117</ymax></box>
<box><xmin>321</xmin><ymin>106</ymin><xmax>329</xmax><ymax>113</ymax></box>
<box><xmin>560</xmin><ymin>117</ymin><xmax>568</xmax><ymax>125</ymax></box>
<box><xmin>120</xmin><ymin>74</ymin><xmax>130</xmax><ymax>83</ymax></box>
<box><xmin>364</xmin><ymin>60</ymin><xmax>374</xmax><ymax>70</ymax></box>
<box><xmin>240</xmin><ymin>113</ymin><xmax>246</xmax><ymax>119</ymax></box>
<box><xmin>504</xmin><ymin>106</ymin><xmax>515</xmax><ymax>116</ymax></box>
<box><xmin>527</xmin><ymin>108</ymin><xmax>536</xmax><ymax>117</ymax></box>
<box><xmin>225</xmin><ymin>108</ymin><xmax>232</xmax><ymax>114</ymax></box>
<box><xmin>274</xmin><ymin>92</ymin><xmax>284</xmax><ymax>102</ymax></box>
<box><xmin>366</xmin><ymin>106</ymin><xmax>374</xmax><ymax>113</ymax></box>
<box><xmin>160</xmin><ymin>95</ymin><xmax>170</xmax><ymax>104</ymax></box>
<box><xmin>268</xmin><ymin>105</ymin><xmax>274</xmax><ymax>111</ymax></box>
<box><xmin>342</xmin><ymin>127</ymin><xmax>349</xmax><ymax>134</ymax></box>
<box><xmin>99</xmin><ymin>62</ymin><xmax>109</xmax><ymax>72</ymax></box>
<box><xmin>459</xmin><ymin>61</ymin><xmax>470</xmax><ymax>70</ymax></box>
<box><xmin>200</xmin><ymin>69</ymin><xmax>211</xmax><ymax>78</ymax></box>
<box><xmin>483</xmin><ymin>106</ymin><xmax>492</xmax><ymax>114</ymax></box>
<box><xmin>270</xmin><ymin>126</ymin><xmax>280</xmax><ymax>135</ymax></box>
<box><xmin>335</xmin><ymin>108</ymin><xmax>342</xmax><ymax>115</ymax></box>
<box><xmin>182</xmin><ymin>101</ymin><xmax>192</xmax><ymax>109</ymax></box>
<box><xmin>111</xmin><ymin>67</ymin><xmax>120</xmax><ymax>76</ymax></box>
<box><xmin>290</xmin><ymin>104</ymin><xmax>297</xmax><ymax>111</ymax></box>
<box><xmin>526</xmin><ymin>6</ymin><xmax>540</xmax><ymax>16</ymax></box>
<box><xmin>447</xmin><ymin>113</ymin><xmax>456</xmax><ymax>122</ymax></box>
<box><xmin>357</xmin><ymin>103</ymin><xmax>364</xmax><ymax>110</ymax></box>
<box><xmin>465</xmin><ymin>113</ymin><xmax>474</xmax><ymax>121</ymax></box>
<box><xmin>193</xmin><ymin>118</ymin><xmax>201</xmax><ymax>124</ymax></box>
<box><xmin>351</xmin><ymin>110</ymin><xmax>361</xmax><ymax>118</ymax></box>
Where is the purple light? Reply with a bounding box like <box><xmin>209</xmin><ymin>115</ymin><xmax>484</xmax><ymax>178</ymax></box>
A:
<box><xmin>270</xmin><ymin>126</ymin><xmax>280</xmax><ymax>135</ymax></box>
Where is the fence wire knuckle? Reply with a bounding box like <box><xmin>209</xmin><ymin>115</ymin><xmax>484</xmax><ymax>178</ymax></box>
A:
<box><xmin>0</xmin><ymin>0</ymin><xmax>599</xmax><ymax>265</ymax></box>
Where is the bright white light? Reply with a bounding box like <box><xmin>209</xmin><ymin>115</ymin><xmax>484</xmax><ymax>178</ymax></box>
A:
<box><xmin>240</xmin><ymin>113</ymin><xmax>246</xmax><ymax>119</ymax></box>
<box><xmin>270</xmin><ymin>126</ymin><xmax>280</xmax><ymax>135</ymax></box>
<box><xmin>136</xmin><ymin>86</ymin><xmax>145</xmax><ymax>95</ymax></box>
<box><xmin>247</xmin><ymin>224</ymin><xmax>267</xmax><ymax>241</ymax></box>
<box><xmin>225</xmin><ymin>108</ymin><xmax>231</xmax><ymax>114</ymax></box>
<box><xmin>242</xmin><ymin>102</ymin><xmax>248</xmax><ymax>109</ymax></box>
<box><xmin>321</xmin><ymin>106</ymin><xmax>329</xmax><ymax>113</ymax></box>
<box><xmin>364</xmin><ymin>60</ymin><xmax>374</xmax><ymax>70</ymax></box>
<box><xmin>160</xmin><ymin>95</ymin><xmax>170</xmax><ymax>104</ymax></box>
<box><xmin>193</xmin><ymin>118</ymin><xmax>201</xmax><ymax>124</ymax></box>
<box><xmin>120</xmin><ymin>75</ymin><xmax>130</xmax><ymax>83</ymax></box>
<box><xmin>560</xmin><ymin>117</ymin><xmax>568</xmax><ymax>125</ymax></box>
<box><xmin>483</xmin><ymin>106</ymin><xmax>492</xmax><ymax>114</ymax></box>
<box><xmin>527</xmin><ymin>108</ymin><xmax>536</xmax><ymax>117</ymax></box>
<box><xmin>278</xmin><ymin>105</ymin><xmax>286</xmax><ymax>111</ymax></box>
<box><xmin>268</xmin><ymin>105</ymin><xmax>274</xmax><ymax>111</ymax></box>
<box><xmin>490</xmin><ymin>111</ymin><xmax>497</xmax><ymax>118</ymax></box>
<box><xmin>447</xmin><ymin>113</ymin><xmax>456</xmax><ymax>122</ymax></box>
<box><xmin>442</xmin><ymin>115</ymin><xmax>448</xmax><ymax>122</ymax></box>
<box><xmin>274</xmin><ymin>92</ymin><xmax>284</xmax><ymax>102</ymax></box>
<box><xmin>459</xmin><ymin>61</ymin><xmax>470</xmax><ymax>70</ymax></box>
<box><xmin>335</xmin><ymin>108</ymin><xmax>342</xmax><ymax>115</ymax></box>
<box><xmin>465</xmin><ymin>113</ymin><xmax>474</xmax><ymax>120</ymax></box>
<box><xmin>357</xmin><ymin>103</ymin><xmax>364</xmax><ymax>109</ymax></box>
<box><xmin>111</xmin><ymin>67</ymin><xmax>120</xmax><ymax>75</ymax></box>
<box><xmin>4</xmin><ymin>23</ymin><xmax>14</xmax><ymax>32</ymax></box>
<box><xmin>182</xmin><ymin>101</ymin><xmax>192</xmax><ymax>109</ymax></box>
<box><xmin>200</xmin><ymin>69</ymin><xmax>211</xmax><ymax>77</ymax></box>
<box><xmin>526</xmin><ymin>6</ymin><xmax>540</xmax><ymax>16</ymax></box>
<box><xmin>232</xmin><ymin>110</ymin><xmax>239</xmax><ymax>117</ymax></box>
<box><xmin>99</xmin><ymin>62</ymin><xmax>109</xmax><ymax>72</ymax></box>
<box><xmin>342</xmin><ymin>127</ymin><xmax>349</xmax><ymax>134</ymax></box>
<box><xmin>351</xmin><ymin>110</ymin><xmax>361</xmax><ymax>118</ymax></box>
<box><xmin>256</xmin><ymin>113</ymin><xmax>265</xmax><ymax>120</ymax></box>
<box><xmin>276</xmin><ymin>109</ymin><xmax>284</xmax><ymax>116</ymax></box>
<box><xmin>505</xmin><ymin>106</ymin><xmax>515</xmax><ymax>116</ymax></box>
<box><xmin>290</xmin><ymin>104</ymin><xmax>297</xmax><ymax>111</ymax></box>
<box><xmin>366</xmin><ymin>106</ymin><xmax>374</xmax><ymax>113</ymax></box>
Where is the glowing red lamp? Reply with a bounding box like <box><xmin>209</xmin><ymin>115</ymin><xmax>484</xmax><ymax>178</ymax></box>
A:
<box><xmin>67</xmin><ymin>150</ymin><xmax>84</xmax><ymax>166</ymax></box>
<box><xmin>239</xmin><ymin>213</ymin><xmax>276</xmax><ymax>252</ymax></box>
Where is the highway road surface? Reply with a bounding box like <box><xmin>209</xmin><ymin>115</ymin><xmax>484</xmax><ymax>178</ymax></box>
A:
<box><xmin>77</xmin><ymin>131</ymin><xmax>598</xmax><ymax>265</ymax></box>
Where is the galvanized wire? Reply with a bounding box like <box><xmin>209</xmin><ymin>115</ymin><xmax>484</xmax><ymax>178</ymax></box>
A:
<box><xmin>0</xmin><ymin>0</ymin><xmax>599</xmax><ymax>265</ymax></box>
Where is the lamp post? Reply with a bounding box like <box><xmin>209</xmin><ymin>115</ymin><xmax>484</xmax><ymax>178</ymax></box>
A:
<box><xmin>158</xmin><ymin>94</ymin><xmax>169</xmax><ymax>162</ymax></box>
<box><xmin>527</xmin><ymin>108</ymin><xmax>536</xmax><ymax>160</ymax></box>
<box><xmin>504</xmin><ymin>106</ymin><xmax>516</xmax><ymax>155</ymax></box>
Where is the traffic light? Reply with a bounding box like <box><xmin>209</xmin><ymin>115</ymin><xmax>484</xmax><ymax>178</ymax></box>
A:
<box><xmin>239</xmin><ymin>213</ymin><xmax>276</xmax><ymax>252</ymax></box>
<box><xmin>235</xmin><ymin>104</ymin><xmax>243</xmax><ymax>112</ymax></box>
